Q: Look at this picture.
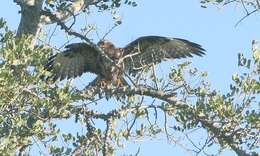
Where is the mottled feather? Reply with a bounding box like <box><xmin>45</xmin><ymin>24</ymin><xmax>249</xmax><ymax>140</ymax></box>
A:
<box><xmin>123</xmin><ymin>36</ymin><xmax>205</xmax><ymax>75</ymax></box>
<box><xmin>45</xmin><ymin>43</ymin><xmax>100</xmax><ymax>81</ymax></box>
<box><xmin>45</xmin><ymin>36</ymin><xmax>205</xmax><ymax>83</ymax></box>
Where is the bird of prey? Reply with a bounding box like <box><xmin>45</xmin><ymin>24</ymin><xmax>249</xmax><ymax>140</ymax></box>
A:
<box><xmin>45</xmin><ymin>36</ymin><xmax>205</xmax><ymax>86</ymax></box>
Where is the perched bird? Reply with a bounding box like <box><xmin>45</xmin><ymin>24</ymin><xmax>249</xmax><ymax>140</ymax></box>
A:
<box><xmin>45</xmin><ymin>36</ymin><xmax>205</xmax><ymax>86</ymax></box>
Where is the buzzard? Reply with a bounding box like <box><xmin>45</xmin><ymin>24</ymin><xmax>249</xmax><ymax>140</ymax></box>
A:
<box><xmin>45</xmin><ymin>36</ymin><xmax>205</xmax><ymax>86</ymax></box>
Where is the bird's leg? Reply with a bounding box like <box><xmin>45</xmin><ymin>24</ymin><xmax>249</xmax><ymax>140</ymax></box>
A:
<box><xmin>116</xmin><ymin>79</ymin><xmax>123</xmax><ymax>87</ymax></box>
<box><xmin>115</xmin><ymin>78</ymin><xmax>129</xmax><ymax>87</ymax></box>
<box><xmin>100</xmin><ymin>79</ymin><xmax>108</xmax><ymax>88</ymax></box>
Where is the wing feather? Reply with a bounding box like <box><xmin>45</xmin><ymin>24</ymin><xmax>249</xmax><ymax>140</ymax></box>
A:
<box><xmin>45</xmin><ymin>43</ymin><xmax>100</xmax><ymax>81</ymax></box>
<box><xmin>123</xmin><ymin>36</ymin><xmax>205</xmax><ymax>75</ymax></box>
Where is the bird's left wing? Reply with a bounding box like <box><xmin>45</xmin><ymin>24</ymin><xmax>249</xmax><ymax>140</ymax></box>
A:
<box><xmin>122</xmin><ymin>36</ymin><xmax>205</xmax><ymax>75</ymax></box>
<box><xmin>45</xmin><ymin>43</ymin><xmax>100</xmax><ymax>81</ymax></box>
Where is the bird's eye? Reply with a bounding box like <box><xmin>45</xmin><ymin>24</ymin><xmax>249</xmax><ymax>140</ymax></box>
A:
<box><xmin>98</xmin><ymin>41</ymin><xmax>105</xmax><ymax>46</ymax></box>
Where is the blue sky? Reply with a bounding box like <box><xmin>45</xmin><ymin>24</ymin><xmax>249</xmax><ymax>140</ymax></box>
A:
<box><xmin>2</xmin><ymin>0</ymin><xmax>260</xmax><ymax>91</ymax></box>
<box><xmin>1</xmin><ymin>0</ymin><xmax>259</xmax><ymax>155</ymax></box>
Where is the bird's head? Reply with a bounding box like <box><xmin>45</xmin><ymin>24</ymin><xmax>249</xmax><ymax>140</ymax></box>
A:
<box><xmin>97</xmin><ymin>40</ymin><xmax>123</xmax><ymax>59</ymax></box>
<box><xmin>97</xmin><ymin>40</ymin><xmax>115</xmax><ymax>50</ymax></box>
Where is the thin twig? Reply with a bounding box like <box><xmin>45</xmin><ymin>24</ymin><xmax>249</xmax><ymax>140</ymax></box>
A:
<box><xmin>235</xmin><ymin>9</ymin><xmax>258</xmax><ymax>27</ymax></box>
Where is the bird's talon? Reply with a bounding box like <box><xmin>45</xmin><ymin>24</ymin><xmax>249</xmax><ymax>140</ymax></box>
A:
<box><xmin>100</xmin><ymin>80</ymin><xmax>107</xmax><ymax>88</ymax></box>
<box><xmin>116</xmin><ymin>79</ymin><xmax>123</xmax><ymax>87</ymax></box>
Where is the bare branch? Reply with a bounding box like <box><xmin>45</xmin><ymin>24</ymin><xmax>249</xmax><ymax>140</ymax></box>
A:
<box><xmin>41</xmin><ymin>0</ymin><xmax>93</xmax><ymax>24</ymax></box>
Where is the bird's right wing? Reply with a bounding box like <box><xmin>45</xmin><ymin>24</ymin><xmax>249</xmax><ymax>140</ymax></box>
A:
<box><xmin>45</xmin><ymin>43</ymin><xmax>100</xmax><ymax>81</ymax></box>
<box><xmin>123</xmin><ymin>36</ymin><xmax>205</xmax><ymax>75</ymax></box>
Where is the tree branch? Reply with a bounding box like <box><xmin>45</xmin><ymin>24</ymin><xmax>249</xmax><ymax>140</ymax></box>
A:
<box><xmin>40</xmin><ymin>0</ymin><xmax>94</xmax><ymax>24</ymax></box>
<box><xmin>102</xmin><ymin>119</ymin><xmax>112</xmax><ymax>156</ymax></box>
<box><xmin>81</xmin><ymin>85</ymin><xmax>256</xmax><ymax>156</ymax></box>
<box><xmin>15</xmin><ymin>0</ymin><xmax>97</xmax><ymax>43</ymax></box>
<box><xmin>199</xmin><ymin>118</ymin><xmax>255</xmax><ymax>156</ymax></box>
<box><xmin>16</xmin><ymin>0</ymin><xmax>44</xmax><ymax>39</ymax></box>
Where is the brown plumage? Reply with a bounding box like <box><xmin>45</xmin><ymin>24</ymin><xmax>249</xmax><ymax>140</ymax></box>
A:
<box><xmin>45</xmin><ymin>36</ymin><xmax>205</xmax><ymax>85</ymax></box>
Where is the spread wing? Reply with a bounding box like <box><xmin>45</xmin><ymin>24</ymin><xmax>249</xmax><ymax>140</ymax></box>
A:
<box><xmin>45</xmin><ymin>43</ymin><xmax>100</xmax><ymax>81</ymax></box>
<box><xmin>123</xmin><ymin>36</ymin><xmax>205</xmax><ymax>75</ymax></box>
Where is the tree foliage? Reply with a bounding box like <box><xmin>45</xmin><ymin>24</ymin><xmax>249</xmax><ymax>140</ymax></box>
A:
<box><xmin>0</xmin><ymin>19</ymin><xmax>81</xmax><ymax>155</ymax></box>
<box><xmin>0</xmin><ymin>0</ymin><xmax>259</xmax><ymax>156</ymax></box>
